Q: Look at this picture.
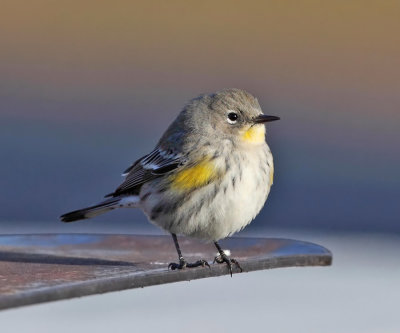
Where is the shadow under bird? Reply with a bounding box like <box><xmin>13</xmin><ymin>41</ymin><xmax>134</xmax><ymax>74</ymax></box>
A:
<box><xmin>61</xmin><ymin>88</ymin><xmax>280</xmax><ymax>275</ymax></box>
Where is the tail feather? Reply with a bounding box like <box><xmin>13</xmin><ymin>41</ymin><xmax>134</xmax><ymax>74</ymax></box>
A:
<box><xmin>60</xmin><ymin>198</ymin><xmax>121</xmax><ymax>223</ymax></box>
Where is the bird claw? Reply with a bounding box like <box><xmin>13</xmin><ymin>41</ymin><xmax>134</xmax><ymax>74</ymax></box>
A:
<box><xmin>214</xmin><ymin>253</ymin><xmax>243</xmax><ymax>277</ymax></box>
<box><xmin>168</xmin><ymin>259</ymin><xmax>187</xmax><ymax>270</ymax></box>
<box><xmin>188</xmin><ymin>259</ymin><xmax>210</xmax><ymax>269</ymax></box>
<box><xmin>168</xmin><ymin>259</ymin><xmax>210</xmax><ymax>270</ymax></box>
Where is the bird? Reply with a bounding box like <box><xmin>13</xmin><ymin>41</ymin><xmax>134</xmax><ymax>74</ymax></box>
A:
<box><xmin>60</xmin><ymin>88</ymin><xmax>279</xmax><ymax>275</ymax></box>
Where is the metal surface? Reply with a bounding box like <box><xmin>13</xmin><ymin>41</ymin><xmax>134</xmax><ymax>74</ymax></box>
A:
<box><xmin>0</xmin><ymin>234</ymin><xmax>332</xmax><ymax>310</ymax></box>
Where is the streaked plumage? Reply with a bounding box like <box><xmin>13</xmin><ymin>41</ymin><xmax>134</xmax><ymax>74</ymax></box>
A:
<box><xmin>60</xmin><ymin>88</ymin><xmax>279</xmax><ymax>274</ymax></box>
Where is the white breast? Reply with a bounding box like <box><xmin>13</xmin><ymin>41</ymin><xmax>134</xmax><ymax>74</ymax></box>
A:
<box><xmin>214</xmin><ymin>145</ymin><xmax>273</xmax><ymax>239</ymax></box>
<box><xmin>175</xmin><ymin>144</ymin><xmax>273</xmax><ymax>241</ymax></box>
<box><xmin>139</xmin><ymin>143</ymin><xmax>274</xmax><ymax>241</ymax></box>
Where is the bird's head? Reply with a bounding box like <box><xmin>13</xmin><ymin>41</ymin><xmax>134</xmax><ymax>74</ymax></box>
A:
<box><xmin>162</xmin><ymin>89</ymin><xmax>279</xmax><ymax>149</ymax></box>
<box><xmin>182</xmin><ymin>89</ymin><xmax>279</xmax><ymax>145</ymax></box>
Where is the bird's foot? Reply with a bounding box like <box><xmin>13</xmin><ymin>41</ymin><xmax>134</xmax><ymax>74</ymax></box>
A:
<box><xmin>214</xmin><ymin>252</ymin><xmax>243</xmax><ymax>277</ymax></box>
<box><xmin>168</xmin><ymin>258</ymin><xmax>210</xmax><ymax>271</ymax></box>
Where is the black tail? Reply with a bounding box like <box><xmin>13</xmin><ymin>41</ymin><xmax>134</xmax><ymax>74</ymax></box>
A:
<box><xmin>60</xmin><ymin>198</ymin><xmax>121</xmax><ymax>223</ymax></box>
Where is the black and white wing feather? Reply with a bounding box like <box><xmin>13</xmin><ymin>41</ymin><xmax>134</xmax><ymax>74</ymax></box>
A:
<box><xmin>105</xmin><ymin>147</ymin><xmax>184</xmax><ymax>197</ymax></box>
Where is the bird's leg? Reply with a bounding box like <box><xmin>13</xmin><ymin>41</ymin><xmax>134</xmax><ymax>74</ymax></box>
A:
<box><xmin>168</xmin><ymin>233</ymin><xmax>187</xmax><ymax>270</ymax></box>
<box><xmin>168</xmin><ymin>233</ymin><xmax>210</xmax><ymax>270</ymax></box>
<box><xmin>213</xmin><ymin>241</ymin><xmax>243</xmax><ymax>277</ymax></box>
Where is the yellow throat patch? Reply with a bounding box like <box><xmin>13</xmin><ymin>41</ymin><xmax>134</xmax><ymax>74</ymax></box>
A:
<box><xmin>170</xmin><ymin>160</ymin><xmax>218</xmax><ymax>191</ymax></box>
<box><xmin>241</xmin><ymin>125</ymin><xmax>265</xmax><ymax>144</ymax></box>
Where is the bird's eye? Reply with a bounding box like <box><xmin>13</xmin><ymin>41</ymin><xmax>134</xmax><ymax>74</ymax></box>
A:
<box><xmin>227</xmin><ymin>112</ymin><xmax>238</xmax><ymax>124</ymax></box>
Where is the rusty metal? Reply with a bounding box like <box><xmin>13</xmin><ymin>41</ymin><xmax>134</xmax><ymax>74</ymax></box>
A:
<box><xmin>0</xmin><ymin>234</ymin><xmax>332</xmax><ymax>310</ymax></box>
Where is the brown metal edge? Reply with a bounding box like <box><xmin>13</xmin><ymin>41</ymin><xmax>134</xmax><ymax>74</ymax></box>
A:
<box><xmin>0</xmin><ymin>252</ymin><xmax>332</xmax><ymax>311</ymax></box>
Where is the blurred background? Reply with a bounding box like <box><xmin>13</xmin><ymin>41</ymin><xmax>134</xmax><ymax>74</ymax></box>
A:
<box><xmin>1</xmin><ymin>0</ymin><xmax>399</xmax><ymax>233</ymax></box>
<box><xmin>0</xmin><ymin>1</ymin><xmax>399</xmax><ymax>332</ymax></box>
<box><xmin>1</xmin><ymin>1</ymin><xmax>399</xmax><ymax>234</ymax></box>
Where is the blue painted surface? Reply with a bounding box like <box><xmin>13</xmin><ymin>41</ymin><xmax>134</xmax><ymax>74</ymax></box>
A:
<box><xmin>0</xmin><ymin>234</ymin><xmax>103</xmax><ymax>247</ymax></box>
<box><xmin>0</xmin><ymin>234</ymin><xmax>330</xmax><ymax>259</ymax></box>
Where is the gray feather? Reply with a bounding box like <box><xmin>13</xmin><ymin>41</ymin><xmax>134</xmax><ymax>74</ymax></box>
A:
<box><xmin>60</xmin><ymin>198</ymin><xmax>121</xmax><ymax>222</ymax></box>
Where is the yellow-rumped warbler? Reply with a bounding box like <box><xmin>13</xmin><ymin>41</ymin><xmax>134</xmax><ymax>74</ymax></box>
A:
<box><xmin>61</xmin><ymin>89</ymin><xmax>279</xmax><ymax>275</ymax></box>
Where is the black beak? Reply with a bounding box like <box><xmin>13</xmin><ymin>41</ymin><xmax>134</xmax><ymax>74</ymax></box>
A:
<box><xmin>253</xmin><ymin>115</ymin><xmax>280</xmax><ymax>124</ymax></box>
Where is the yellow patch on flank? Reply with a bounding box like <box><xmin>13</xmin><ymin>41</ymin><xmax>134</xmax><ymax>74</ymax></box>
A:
<box><xmin>269</xmin><ymin>165</ymin><xmax>274</xmax><ymax>186</ymax></box>
<box><xmin>170</xmin><ymin>160</ymin><xmax>218</xmax><ymax>191</ymax></box>
<box><xmin>241</xmin><ymin>125</ymin><xmax>266</xmax><ymax>144</ymax></box>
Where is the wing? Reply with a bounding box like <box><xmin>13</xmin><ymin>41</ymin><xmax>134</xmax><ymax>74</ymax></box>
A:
<box><xmin>105</xmin><ymin>147</ymin><xmax>185</xmax><ymax>197</ymax></box>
